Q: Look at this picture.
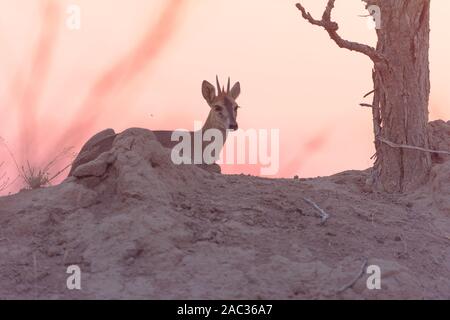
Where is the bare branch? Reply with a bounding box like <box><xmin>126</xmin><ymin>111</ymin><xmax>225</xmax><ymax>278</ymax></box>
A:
<box><xmin>48</xmin><ymin>162</ymin><xmax>73</xmax><ymax>183</ymax></box>
<box><xmin>363</xmin><ymin>89</ymin><xmax>376</xmax><ymax>98</ymax></box>
<box><xmin>377</xmin><ymin>138</ymin><xmax>450</xmax><ymax>155</ymax></box>
<box><xmin>295</xmin><ymin>1</ymin><xmax>385</xmax><ymax>63</ymax></box>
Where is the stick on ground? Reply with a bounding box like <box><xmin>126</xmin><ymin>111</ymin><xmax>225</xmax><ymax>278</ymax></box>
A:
<box><xmin>301</xmin><ymin>197</ymin><xmax>330</xmax><ymax>224</ymax></box>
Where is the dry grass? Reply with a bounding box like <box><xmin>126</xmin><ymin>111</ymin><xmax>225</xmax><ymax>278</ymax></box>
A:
<box><xmin>18</xmin><ymin>147</ymin><xmax>75</xmax><ymax>190</ymax></box>
<box><xmin>20</xmin><ymin>161</ymin><xmax>51</xmax><ymax>190</ymax></box>
<box><xmin>1</xmin><ymin>137</ymin><xmax>75</xmax><ymax>191</ymax></box>
<box><xmin>0</xmin><ymin>161</ymin><xmax>11</xmax><ymax>192</ymax></box>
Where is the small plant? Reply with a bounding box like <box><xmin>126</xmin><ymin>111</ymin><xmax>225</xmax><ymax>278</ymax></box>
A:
<box><xmin>1</xmin><ymin>136</ymin><xmax>75</xmax><ymax>191</ymax></box>
<box><xmin>20</xmin><ymin>161</ymin><xmax>51</xmax><ymax>189</ymax></box>
<box><xmin>18</xmin><ymin>147</ymin><xmax>75</xmax><ymax>190</ymax></box>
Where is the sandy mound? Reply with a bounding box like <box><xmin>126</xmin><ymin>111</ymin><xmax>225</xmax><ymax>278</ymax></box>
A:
<box><xmin>0</xmin><ymin>127</ymin><xmax>449</xmax><ymax>299</ymax></box>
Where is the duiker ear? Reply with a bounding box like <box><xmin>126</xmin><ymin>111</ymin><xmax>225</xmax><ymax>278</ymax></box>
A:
<box><xmin>230</xmin><ymin>82</ymin><xmax>241</xmax><ymax>100</ymax></box>
<box><xmin>202</xmin><ymin>81</ymin><xmax>216</xmax><ymax>104</ymax></box>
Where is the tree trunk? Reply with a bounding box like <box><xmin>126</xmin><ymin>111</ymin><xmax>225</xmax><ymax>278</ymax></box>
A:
<box><xmin>369</xmin><ymin>0</ymin><xmax>431</xmax><ymax>192</ymax></box>
<box><xmin>296</xmin><ymin>0</ymin><xmax>432</xmax><ymax>192</ymax></box>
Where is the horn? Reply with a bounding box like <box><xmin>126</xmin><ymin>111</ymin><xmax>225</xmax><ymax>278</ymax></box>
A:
<box><xmin>227</xmin><ymin>77</ymin><xmax>231</xmax><ymax>93</ymax></box>
<box><xmin>216</xmin><ymin>75</ymin><xmax>221</xmax><ymax>95</ymax></box>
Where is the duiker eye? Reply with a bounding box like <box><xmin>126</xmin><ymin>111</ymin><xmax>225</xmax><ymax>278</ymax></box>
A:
<box><xmin>214</xmin><ymin>105</ymin><xmax>223</xmax><ymax>112</ymax></box>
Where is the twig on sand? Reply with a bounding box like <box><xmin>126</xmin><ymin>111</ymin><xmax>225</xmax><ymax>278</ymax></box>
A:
<box><xmin>378</xmin><ymin>137</ymin><xmax>450</xmax><ymax>155</ymax></box>
<box><xmin>301</xmin><ymin>197</ymin><xmax>330</xmax><ymax>224</ymax></box>
<box><xmin>337</xmin><ymin>258</ymin><xmax>368</xmax><ymax>294</ymax></box>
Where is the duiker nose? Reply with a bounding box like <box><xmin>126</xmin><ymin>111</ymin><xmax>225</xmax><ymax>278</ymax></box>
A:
<box><xmin>229</xmin><ymin>123</ymin><xmax>238</xmax><ymax>130</ymax></box>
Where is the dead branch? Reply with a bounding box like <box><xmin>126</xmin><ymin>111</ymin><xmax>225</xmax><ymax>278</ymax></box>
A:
<box><xmin>363</xmin><ymin>89</ymin><xmax>376</xmax><ymax>98</ymax></box>
<box><xmin>301</xmin><ymin>197</ymin><xmax>330</xmax><ymax>224</ymax></box>
<box><xmin>359</xmin><ymin>103</ymin><xmax>374</xmax><ymax>108</ymax></box>
<box><xmin>295</xmin><ymin>1</ymin><xmax>385</xmax><ymax>63</ymax></box>
<box><xmin>337</xmin><ymin>258</ymin><xmax>368</xmax><ymax>293</ymax></box>
<box><xmin>378</xmin><ymin>137</ymin><xmax>450</xmax><ymax>155</ymax></box>
<box><xmin>48</xmin><ymin>162</ymin><xmax>73</xmax><ymax>183</ymax></box>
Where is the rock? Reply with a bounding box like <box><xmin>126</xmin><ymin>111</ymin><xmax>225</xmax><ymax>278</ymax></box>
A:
<box><xmin>428</xmin><ymin>120</ymin><xmax>450</xmax><ymax>164</ymax></box>
<box><xmin>430</xmin><ymin>161</ymin><xmax>450</xmax><ymax>214</ymax></box>
<box><xmin>69</xmin><ymin>128</ymin><xmax>117</xmax><ymax>176</ymax></box>
<box><xmin>72</xmin><ymin>151</ymin><xmax>116</xmax><ymax>178</ymax></box>
<box><xmin>68</xmin><ymin>127</ymin><xmax>210</xmax><ymax>202</ymax></box>
<box><xmin>69</xmin><ymin>127</ymin><xmax>221</xmax><ymax>179</ymax></box>
<box><xmin>429</xmin><ymin>161</ymin><xmax>450</xmax><ymax>236</ymax></box>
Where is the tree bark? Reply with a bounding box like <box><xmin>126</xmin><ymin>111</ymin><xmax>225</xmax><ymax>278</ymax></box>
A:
<box><xmin>369</xmin><ymin>0</ymin><xmax>431</xmax><ymax>192</ymax></box>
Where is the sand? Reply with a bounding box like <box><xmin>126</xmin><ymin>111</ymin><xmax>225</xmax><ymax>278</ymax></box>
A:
<box><xmin>0</xmin><ymin>125</ymin><xmax>449</xmax><ymax>299</ymax></box>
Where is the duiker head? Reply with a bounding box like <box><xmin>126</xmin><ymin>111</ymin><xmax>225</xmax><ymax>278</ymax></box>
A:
<box><xmin>201</xmin><ymin>76</ymin><xmax>241</xmax><ymax>131</ymax></box>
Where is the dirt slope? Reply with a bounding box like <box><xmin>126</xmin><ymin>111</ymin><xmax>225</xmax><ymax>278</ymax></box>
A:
<box><xmin>0</xmin><ymin>126</ymin><xmax>449</xmax><ymax>299</ymax></box>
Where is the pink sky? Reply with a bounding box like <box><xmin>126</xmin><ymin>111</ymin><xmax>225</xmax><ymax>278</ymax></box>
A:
<box><xmin>0</xmin><ymin>0</ymin><xmax>449</xmax><ymax>191</ymax></box>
